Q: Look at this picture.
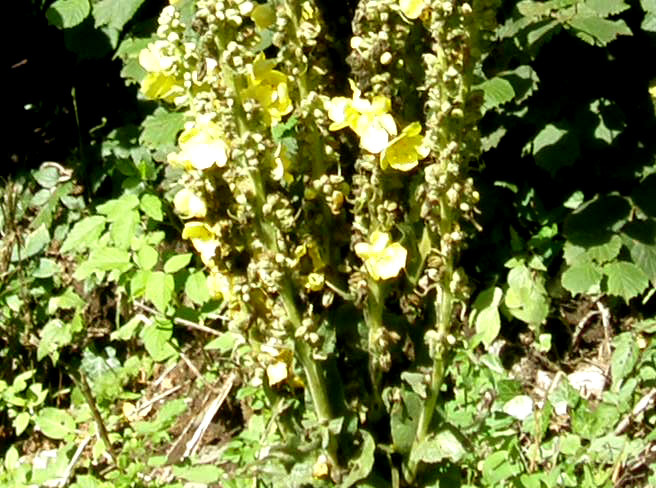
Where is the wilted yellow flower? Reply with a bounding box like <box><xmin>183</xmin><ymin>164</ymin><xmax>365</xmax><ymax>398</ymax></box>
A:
<box><xmin>305</xmin><ymin>272</ymin><xmax>325</xmax><ymax>291</ymax></box>
<box><xmin>354</xmin><ymin>231</ymin><xmax>407</xmax><ymax>281</ymax></box>
<box><xmin>243</xmin><ymin>53</ymin><xmax>292</xmax><ymax>125</ymax></box>
<box><xmin>250</xmin><ymin>3</ymin><xmax>275</xmax><ymax>29</ymax></box>
<box><xmin>326</xmin><ymin>80</ymin><xmax>397</xmax><ymax>154</ymax></box>
<box><xmin>173</xmin><ymin>188</ymin><xmax>207</xmax><ymax>219</ymax></box>
<box><xmin>312</xmin><ymin>454</ymin><xmax>330</xmax><ymax>479</ymax></box>
<box><xmin>182</xmin><ymin>222</ymin><xmax>220</xmax><ymax>266</ymax></box>
<box><xmin>650</xmin><ymin>79</ymin><xmax>656</xmax><ymax>99</ymax></box>
<box><xmin>399</xmin><ymin>0</ymin><xmax>427</xmax><ymax>19</ymax></box>
<box><xmin>167</xmin><ymin>123</ymin><xmax>228</xmax><ymax>171</ymax></box>
<box><xmin>380</xmin><ymin>122</ymin><xmax>430</xmax><ymax>171</ymax></box>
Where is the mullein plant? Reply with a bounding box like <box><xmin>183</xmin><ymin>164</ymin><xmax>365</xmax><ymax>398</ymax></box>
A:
<box><xmin>136</xmin><ymin>0</ymin><xmax>498</xmax><ymax>483</ymax></box>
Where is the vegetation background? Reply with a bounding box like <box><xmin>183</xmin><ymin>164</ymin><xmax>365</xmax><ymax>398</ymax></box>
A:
<box><xmin>3</xmin><ymin>0</ymin><xmax>656</xmax><ymax>487</ymax></box>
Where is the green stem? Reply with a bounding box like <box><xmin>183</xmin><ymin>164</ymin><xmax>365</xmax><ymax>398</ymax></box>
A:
<box><xmin>364</xmin><ymin>279</ymin><xmax>386</xmax><ymax>418</ymax></box>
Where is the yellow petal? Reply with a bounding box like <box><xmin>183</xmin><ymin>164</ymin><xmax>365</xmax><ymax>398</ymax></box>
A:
<box><xmin>359</xmin><ymin>123</ymin><xmax>391</xmax><ymax>154</ymax></box>
<box><xmin>399</xmin><ymin>0</ymin><xmax>426</xmax><ymax>19</ymax></box>
<box><xmin>266</xmin><ymin>361</ymin><xmax>288</xmax><ymax>386</ymax></box>
<box><xmin>173</xmin><ymin>188</ymin><xmax>207</xmax><ymax>219</ymax></box>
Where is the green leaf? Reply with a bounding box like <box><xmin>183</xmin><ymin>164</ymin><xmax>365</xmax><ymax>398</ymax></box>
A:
<box><xmin>561</xmin><ymin>262</ymin><xmax>603</xmax><ymax>295</ymax></box>
<box><xmin>185</xmin><ymin>271</ymin><xmax>210</xmax><ymax>305</ymax></box>
<box><xmin>390</xmin><ymin>390</ymin><xmax>422</xmax><ymax>454</ymax></box>
<box><xmin>140</xmin><ymin>318</ymin><xmax>177</xmax><ymax>361</ymax></box>
<box><xmin>60</xmin><ymin>215</ymin><xmax>107</xmax><ymax>254</ymax></box>
<box><xmin>611</xmin><ymin>332</ymin><xmax>639</xmax><ymax>392</ymax></box>
<box><xmin>97</xmin><ymin>194</ymin><xmax>139</xmax><ymax>221</ymax></box>
<box><xmin>140</xmin><ymin>108</ymin><xmax>185</xmax><ymax>152</ymax></box>
<box><xmin>583</xmin><ymin>0</ymin><xmax>630</xmax><ymax>17</ymax></box>
<box><xmin>476</xmin><ymin>77</ymin><xmax>515</xmax><ymax>113</ymax></box>
<box><xmin>111</xmin><ymin>315</ymin><xmax>145</xmax><ymax>341</ymax></box>
<box><xmin>14</xmin><ymin>411</ymin><xmax>31</xmax><ymax>436</ymax></box>
<box><xmin>48</xmin><ymin>288</ymin><xmax>85</xmax><ymax>314</ymax></box>
<box><xmin>470</xmin><ymin>286</ymin><xmax>504</xmax><ymax>348</ymax></box>
<box><xmin>341</xmin><ymin>430</ymin><xmax>375</xmax><ymax>488</ymax></box>
<box><xmin>603</xmin><ymin>261</ymin><xmax>649</xmax><ymax>301</ymax></box>
<box><xmin>46</xmin><ymin>0</ymin><xmax>90</xmax><ymax>29</ymax></box>
<box><xmin>504</xmin><ymin>264</ymin><xmax>549</xmax><ymax>325</ymax></box>
<box><xmin>11</xmin><ymin>224</ymin><xmax>50</xmax><ymax>262</ymax></box>
<box><xmin>163</xmin><ymin>253</ymin><xmax>192</xmax><ymax>274</ymax></box>
<box><xmin>411</xmin><ymin>429</ymin><xmax>466</xmax><ymax>464</ymax></box>
<box><xmin>567</xmin><ymin>15</ymin><xmax>632</xmax><ymax>46</ymax></box>
<box><xmin>145</xmin><ymin>271</ymin><xmax>175</xmax><ymax>313</ymax></box>
<box><xmin>74</xmin><ymin>247</ymin><xmax>133</xmax><ymax>280</ymax></box>
<box><xmin>38</xmin><ymin>319</ymin><xmax>73</xmax><ymax>363</ymax></box>
<box><xmin>204</xmin><ymin>331</ymin><xmax>241</xmax><ymax>353</ymax></box>
<box><xmin>586</xmin><ymin>235</ymin><xmax>623</xmax><ymax>263</ymax></box>
<box><xmin>481</xmin><ymin>450</ymin><xmax>522</xmax><ymax>485</ymax></box>
<box><xmin>140</xmin><ymin>194</ymin><xmax>164</xmax><ymax>221</ymax></box>
<box><xmin>172</xmin><ymin>465</ymin><xmax>222</xmax><ymax>484</ymax></box>
<box><xmin>32</xmin><ymin>167</ymin><xmax>62</xmax><ymax>189</ymax></box>
<box><xmin>531</xmin><ymin>123</ymin><xmax>579</xmax><ymax>175</ymax></box>
<box><xmin>110</xmin><ymin>210</ymin><xmax>139</xmax><ymax>250</ymax></box>
<box><xmin>35</xmin><ymin>408</ymin><xmax>76</xmax><ymax>440</ymax></box>
<box><xmin>34</xmin><ymin>258</ymin><xmax>61</xmax><ymax>278</ymax></box>
<box><xmin>137</xmin><ymin>245</ymin><xmax>159</xmax><ymax>270</ymax></box>
<box><xmin>92</xmin><ymin>0</ymin><xmax>146</xmax><ymax>31</ymax></box>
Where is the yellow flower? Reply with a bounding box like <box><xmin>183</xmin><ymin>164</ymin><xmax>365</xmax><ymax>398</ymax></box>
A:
<box><xmin>326</xmin><ymin>80</ymin><xmax>397</xmax><ymax>154</ymax></box>
<box><xmin>182</xmin><ymin>222</ymin><xmax>220</xmax><ymax>266</ymax></box>
<box><xmin>354</xmin><ymin>231</ymin><xmax>407</xmax><ymax>281</ymax></box>
<box><xmin>207</xmin><ymin>270</ymin><xmax>232</xmax><ymax>301</ymax></box>
<box><xmin>305</xmin><ymin>272</ymin><xmax>325</xmax><ymax>291</ymax></box>
<box><xmin>138</xmin><ymin>41</ymin><xmax>183</xmax><ymax>102</ymax></box>
<box><xmin>167</xmin><ymin>123</ymin><xmax>228</xmax><ymax>171</ymax></box>
<box><xmin>173</xmin><ymin>188</ymin><xmax>207</xmax><ymax>219</ymax></box>
<box><xmin>266</xmin><ymin>361</ymin><xmax>288</xmax><ymax>386</ymax></box>
<box><xmin>399</xmin><ymin>0</ymin><xmax>427</xmax><ymax>19</ymax></box>
<box><xmin>380</xmin><ymin>122</ymin><xmax>430</xmax><ymax>171</ymax></box>
<box><xmin>243</xmin><ymin>53</ymin><xmax>293</xmax><ymax>125</ymax></box>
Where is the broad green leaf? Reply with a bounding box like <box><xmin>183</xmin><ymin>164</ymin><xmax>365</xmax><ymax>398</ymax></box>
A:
<box><xmin>476</xmin><ymin>77</ymin><xmax>515</xmax><ymax>113</ymax></box>
<box><xmin>163</xmin><ymin>253</ymin><xmax>192</xmax><ymax>273</ymax></box>
<box><xmin>11</xmin><ymin>224</ymin><xmax>50</xmax><ymax>262</ymax></box>
<box><xmin>97</xmin><ymin>194</ymin><xmax>139</xmax><ymax>221</ymax></box>
<box><xmin>145</xmin><ymin>271</ymin><xmax>175</xmax><ymax>313</ymax></box>
<box><xmin>204</xmin><ymin>331</ymin><xmax>241</xmax><ymax>353</ymax></box>
<box><xmin>92</xmin><ymin>0</ymin><xmax>146</xmax><ymax>31</ymax></box>
<box><xmin>603</xmin><ymin>261</ymin><xmax>649</xmax><ymax>301</ymax></box>
<box><xmin>611</xmin><ymin>332</ymin><xmax>639</xmax><ymax>392</ymax></box>
<box><xmin>32</xmin><ymin>167</ymin><xmax>62</xmax><ymax>189</ymax></box>
<box><xmin>171</xmin><ymin>465</ymin><xmax>222</xmax><ymax>483</ymax></box>
<box><xmin>139</xmin><ymin>108</ymin><xmax>185</xmax><ymax>151</ymax></box>
<box><xmin>341</xmin><ymin>430</ymin><xmax>375</xmax><ymax>488</ymax></box>
<box><xmin>560</xmin><ymin>433</ymin><xmax>582</xmax><ymax>455</ymax></box>
<box><xmin>46</xmin><ymin>0</ymin><xmax>90</xmax><ymax>29</ymax></box>
<box><xmin>14</xmin><ymin>412</ymin><xmax>31</xmax><ymax>436</ymax></box>
<box><xmin>48</xmin><ymin>288</ymin><xmax>85</xmax><ymax>314</ymax></box>
<box><xmin>470</xmin><ymin>286</ymin><xmax>504</xmax><ymax>348</ymax></box>
<box><xmin>73</xmin><ymin>247</ymin><xmax>132</xmax><ymax>280</ymax></box>
<box><xmin>583</xmin><ymin>0</ymin><xmax>630</xmax><ymax>17</ymax></box>
<box><xmin>60</xmin><ymin>215</ymin><xmax>107</xmax><ymax>254</ymax></box>
<box><xmin>561</xmin><ymin>262</ymin><xmax>603</xmax><ymax>295</ymax></box>
<box><xmin>110</xmin><ymin>210</ymin><xmax>139</xmax><ymax>250</ymax></box>
<box><xmin>482</xmin><ymin>450</ymin><xmax>521</xmax><ymax>485</ymax></box>
<box><xmin>185</xmin><ymin>271</ymin><xmax>210</xmax><ymax>305</ymax></box>
<box><xmin>622</xmin><ymin>227</ymin><xmax>656</xmax><ymax>283</ymax></box>
<box><xmin>504</xmin><ymin>264</ymin><xmax>549</xmax><ymax>325</ymax></box>
<box><xmin>35</xmin><ymin>408</ymin><xmax>76</xmax><ymax>440</ymax></box>
<box><xmin>531</xmin><ymin>123</ymin><xmax>579</xmax><ymax>175</ymax></box>
<box><xmin>137</xmin><ymin>245</ymin><xmax>159</xmax><ymax>270</ymax></box>
<box><xmin>34</xmin><ymin>258</ymin><xmax>60</xmax><ymax>278</ymax></box>
<box><xmin>390</xmin><ymin>390</ymin><xmax>422</xmax><ymax>454</ymax></box>
<box><xmin>411</xmin><ymin>429</ymin><xmax>466</xmax><ymax>464</ymax></box>
<box><xmin>567</xmin><ymin>15</ymin><xmax>632</xmax><ymax>46</ymax></box>
<box><xmin>140</xmin><ymin>194</ymin><xmax>164</xmax><ymax>221</ymax></box>
<box><xmin>111</xmin><ymin>315</ymin><xmax>145</xmax><ymax>341</ymax></box>
<box><xmin>571</xmin><ymin>402</ymin><xmax>620</xmax><ymax>440</ymax></box>
<box><xmin>140</xmin><ymin>318</ymin><xmax>177</xmax><ymax>361</ymax></box>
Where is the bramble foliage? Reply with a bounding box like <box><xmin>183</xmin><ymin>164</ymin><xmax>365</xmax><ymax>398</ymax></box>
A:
<box><xmin>3</xmin><ymin>0</ymin><xmax>656</xmax><ymax>487</ymax></box>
